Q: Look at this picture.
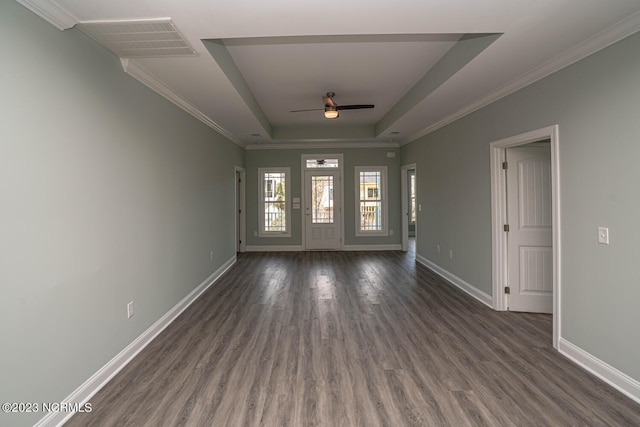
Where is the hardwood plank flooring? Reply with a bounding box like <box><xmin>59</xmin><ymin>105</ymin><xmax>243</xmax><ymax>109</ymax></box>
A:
<box><xmin>67</xmin><ymin>249</ymin><xmax>640</xmax><ymax>426</ymax></box>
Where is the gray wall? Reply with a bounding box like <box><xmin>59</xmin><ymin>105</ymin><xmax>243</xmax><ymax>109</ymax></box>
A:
<box><xmin>245</xmin><ymin>147</ymin><xmax>402</xmax><ymax>247</ymax></box>
<box><xmin>0</xmin><ymin>2</ymin><xmax>244</xmax><ymax>426</ymax></box>
<box><xmin>402</xmin><ymin>31</ymin><xmax>640</xmax><ymax>382</ymax></box>
<box><xmin>3</xmin><ymin>1</ymin><xmax>639</xmax><ymax>424</ymax></box>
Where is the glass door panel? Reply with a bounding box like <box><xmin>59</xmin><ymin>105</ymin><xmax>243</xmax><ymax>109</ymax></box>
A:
<box><xmin>311</xmin><ymin>175</ymin><xmax>334</xmax><ymax>224</ymax></box>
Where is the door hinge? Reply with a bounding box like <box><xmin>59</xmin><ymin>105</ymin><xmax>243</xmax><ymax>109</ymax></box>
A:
<box><xmin>504</xmin><ymin>286</ymin><xmax>510</xmax><ymax>294</ymax></box>
<box><xmin>502</xmin><ymin>161</ymin><xmax>508</xmax><ymax>170</ymax></box>
<box><xmin>503</xmin><ymin>224</ymin><xmax>510</xmax><ymax>232</ymax></box>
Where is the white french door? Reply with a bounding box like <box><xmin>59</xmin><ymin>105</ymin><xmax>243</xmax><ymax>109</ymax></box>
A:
<box><xmin>304</xmin><ymin>170</ymin><xmax>341</xmax><ymax>250</ymax></box>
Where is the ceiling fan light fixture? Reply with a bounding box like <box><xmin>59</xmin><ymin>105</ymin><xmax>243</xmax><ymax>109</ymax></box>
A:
<box><xmin>324</xmin><ymin>106</ymin><xmax>339</xmax><ymax>119</ymax></box>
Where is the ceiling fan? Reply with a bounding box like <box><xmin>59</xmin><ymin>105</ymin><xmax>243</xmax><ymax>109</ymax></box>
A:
<box><xmin>289</xmin><ymin>92</ymin><xmax>374</xmax><ymax>119</ymax></box>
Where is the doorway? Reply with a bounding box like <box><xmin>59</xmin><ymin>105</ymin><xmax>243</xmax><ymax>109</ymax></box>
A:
<box><xmin>490</xmin><ymin>125</ymin><xmax>560</xmax><ymax>348</ymax></box>
<box><xmin>235</xmin><ymin>166</ymin><xmax>246</xmax><ymax>253</ymax></box>
<box><xmin>401</xmin><ymin>164</ymin><xmax>417</xmax><ymax>253</ymax></box>
<box><xmin>302</xmin><ymin>155</ymin><xmax>343</xmax><ymax>250</ymax></box>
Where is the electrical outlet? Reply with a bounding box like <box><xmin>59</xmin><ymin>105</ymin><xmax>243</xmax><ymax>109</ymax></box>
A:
<box><xmin>254</xmin><ymin>231</ymin><xmax>258</xmax><ymax>237</ymax></box>
<box><xmin>437</xmin><ymin>244</ymin><xmax>440</xmax><ymax>253</ymax></box>
<box><xmin>389</xmin><ymin>229</ymin><xmax>394</xmax><ymax>236</ymax></box>
<box><xmin>597</xmin><ymin>227</ymin><xmax>609</xmax><ymax>245</ymax></box>
<box><xmin>449</xmin><ymin>250</ymin><xmax>453</xmax><ymax>260</ymax></box>
<box><xmin>127</xmin><ymin>301</ymin><xmax>134</xmax><ymax>319</ymax></box>
<box><xmin>210</xmin><ymin>251</ymin><xmax>214</xmax><ymax>261</ymax></box>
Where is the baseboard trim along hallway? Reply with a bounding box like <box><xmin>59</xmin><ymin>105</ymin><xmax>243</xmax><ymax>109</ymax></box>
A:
<box><xmin>558</xmin><ymin>338</ymin><xmax>640</xmax><ymax>405</ymax></box>
<box><xmin>416</xmin><ymin>253</ymin><xmax>640</xmax><ymax>406</ymax></box>
<box><xmin>63</xmin><ymin>251</ymin><xmax>639</xmax><ymax>425</ymax></box>
<box><xmin>415</xmin><ymin>254</ymin><xmax>493</xmax><ymax>307</ymax></box>
<box><xmin>33</xmin><ymin>255</ymin><xmax>237</xmax><ymax>427</ymax></box>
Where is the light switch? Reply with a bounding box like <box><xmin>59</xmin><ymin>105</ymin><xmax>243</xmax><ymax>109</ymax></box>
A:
<box><xmin>598</xmin><ymin>227</ymin><xmax>609</xmax><ymax>245</ymax></box>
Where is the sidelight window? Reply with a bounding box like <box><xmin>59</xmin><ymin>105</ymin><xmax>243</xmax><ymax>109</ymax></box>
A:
<box><xmin>355</xmin><ymin>166</ymin><xmax>388</xmax><ymax>236</ymax></box>
<box><xmin>259</xmin><ymin>167</ymin><xmax>290</xmax><ymax>237</ymax></box>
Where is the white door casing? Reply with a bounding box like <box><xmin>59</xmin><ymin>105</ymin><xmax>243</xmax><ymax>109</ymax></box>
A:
<box><xmin>506</xmin><ymin>145</ymin><xmax>553</xmax><ymax>313</ymax></box>
<box><xmin>304</xmin><ymin>170</ymin><xmax>342</xmax><ymax>250</ymax></box>
<box><xmin>490</xmin><ymin>124</ymin><xmax>560</xmax><ymax>348</ymax></box>
<box><xmin>235</xmin><ymin>166</ymin><xmax>246</xmax><ymax>253</ymax></box>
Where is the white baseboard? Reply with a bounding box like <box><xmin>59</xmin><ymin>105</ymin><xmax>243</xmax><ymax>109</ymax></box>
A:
<box><xmin>558</xmin><ymin>338</ymin><xmax>640</xmax><ymax>405</ymax></box>
<box><xmin>34</xmin><ymin>255</ymin><xmax>237</xmax><ymax>427</ymax></box>
<box><xmin>415</xmin><ymin>254</ymin><xmax>493</xmax><ymax>307</ymax></box>
<box><xmin>415</xmin><ymin>254</ymin><xmax>640</xmax><ymax>406</ymax></box>
<box><xmin>245</xmin><ymin>244</ymin><xmax>402</xmax><ymax>252</ymax></box>
<box><xmin>245</xmin><ymin>245</ymin><xmax>303</xmax><ymax>252</ymax></box>
<box><xmin>343</xmin><ymin>244</ymin><xmax>402</xmax><ymax>251</ymax></box>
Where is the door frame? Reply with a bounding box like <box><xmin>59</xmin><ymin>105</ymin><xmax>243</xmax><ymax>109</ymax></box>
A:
<box><xmin>401</xmin><ymin>163</ymin><xmax>417</xmax><ymax>252</ymax></box>
<box><xmin>490</xmin><ymin>125</ymin><xmax>561</xmax><ymax>348</ymax></box>
<box><xmin>234</xmin><ymin>166</ymin><xmax>246</xmax><ymax>253</ymax></box>
<box><xmin>301</xmin><ymin>154</ymin><xmax>344</xmax><ymax>250</ymax></box>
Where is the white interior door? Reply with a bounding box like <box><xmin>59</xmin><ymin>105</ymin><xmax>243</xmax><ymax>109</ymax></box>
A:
<box><xmin>507</xmin><ymin>144</ymin><xmax>552</xmax><ymax>313</ymax></box>
<box><xmin>304</xmin><ymin>170</ymin><xmax>341</xmax><ymax>250</ymax></box>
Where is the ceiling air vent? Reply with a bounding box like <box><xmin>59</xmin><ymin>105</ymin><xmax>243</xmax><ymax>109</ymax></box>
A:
<box><xmin>78</xmin><ymin>18</ymin><xmax>197</xmax><ymax>58</ymax></box>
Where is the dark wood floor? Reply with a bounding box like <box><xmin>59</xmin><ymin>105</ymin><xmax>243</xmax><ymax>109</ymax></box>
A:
<box><xmin>68</xmin><ymin>248</ymin><xmax>640</xmax><ymax>426</ymax></box>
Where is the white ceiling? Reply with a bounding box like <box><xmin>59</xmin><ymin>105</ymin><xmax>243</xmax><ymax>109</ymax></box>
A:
<box><xmin>18</xmin><ymin>0</ymin><xmax>640</xmax><ymax>148</ymax></box>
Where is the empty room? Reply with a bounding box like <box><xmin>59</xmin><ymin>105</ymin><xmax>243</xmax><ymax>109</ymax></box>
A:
<box><xmin>1</xmin><ymin>0</ymin><xmax>639</xmax><ymax>425</ymax></box>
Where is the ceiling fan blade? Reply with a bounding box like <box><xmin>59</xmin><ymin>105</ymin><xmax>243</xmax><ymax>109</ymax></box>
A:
<box><xmin>336</xmin><ymin>104</ymin><xmax>375</xmax><ymax>110</ymax></box>
<box><xmin>289</xmin><ymin>108</ymin><xmax>324</xmax><ymax>113</ymax></box>
<box><xmin>292</xmin><ymin>93</ymin><xmax>372</xmax><ymax>114</ymax></box>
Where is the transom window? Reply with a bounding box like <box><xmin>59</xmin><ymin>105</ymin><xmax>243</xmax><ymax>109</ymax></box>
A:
<box><xmin>305</xmin><ymin>158</ymin><xmax>339</xmax><ymax>168</ymax></box>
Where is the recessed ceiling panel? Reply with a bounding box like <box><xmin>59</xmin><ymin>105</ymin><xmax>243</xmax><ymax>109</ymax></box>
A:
<box><xmin>221</xmin><ymin>34</ymin><xmax>462</xmax><ymax>126</ymax></box>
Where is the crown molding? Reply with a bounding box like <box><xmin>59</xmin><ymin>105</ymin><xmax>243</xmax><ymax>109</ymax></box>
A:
<box><xmin>120</xmin><ymin>59</ymin><xmax>243</xmax><ymax>147</ymax></box>
<box><xmin>245</xmin><ymin>141</ymin><xmax>400</xmax><ymax>150</ymax></box>
<box><xmin>16</xmin><ymin>0</ymin><xmax>78</xmax><ymax>30</ymax></box>
<box><xmin>406</xmin><ymin>10</ymin><xmax>640</xmax><ymax>144</ymax></box>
